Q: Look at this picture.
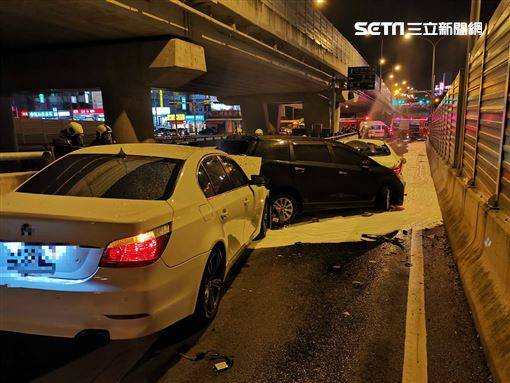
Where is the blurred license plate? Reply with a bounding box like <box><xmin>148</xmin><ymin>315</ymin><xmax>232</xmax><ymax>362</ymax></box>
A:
<box><xmin>1</xmin><ymin>243</ymin><xmax>59</xmax><ymax>276</ymax></box>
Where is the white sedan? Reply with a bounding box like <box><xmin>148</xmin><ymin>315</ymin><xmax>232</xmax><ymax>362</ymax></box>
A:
<box><xmin>343</xmin><ymin>138</ymin><xmax>405</xmax><ymax>175</ymax></box>
<box><xmin>0</xmin><ymin>143</ymin><xmax>268</xmax><ymax>339</ymax></box>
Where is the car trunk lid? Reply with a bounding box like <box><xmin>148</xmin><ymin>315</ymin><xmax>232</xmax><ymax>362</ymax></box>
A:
<box><xmin>0</xmin><ymin>192</ymin><xmax>173</xmax><ymax>282</ymax></box>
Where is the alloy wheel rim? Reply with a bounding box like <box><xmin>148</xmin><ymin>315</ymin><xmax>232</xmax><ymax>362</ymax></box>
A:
<box><xmin>203</xmin><ymin>251</ymin><xmax>223</xmax><ymax>318</ymax></box>
<box><xmin>273</xmin><ymin>197</ymin><xmax>294</xmax><ymax>222</ymax></box>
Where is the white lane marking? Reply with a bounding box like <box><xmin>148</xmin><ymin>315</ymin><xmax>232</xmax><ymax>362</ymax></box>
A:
<box><xmin>402</xmin><ymin>229</ymin><xmax>428</xmax><ymax>383</ymax></box>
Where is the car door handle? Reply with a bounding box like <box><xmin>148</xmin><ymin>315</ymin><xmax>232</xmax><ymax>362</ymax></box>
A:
<box><xmin>338</xmin><ymin>170</ymin><xmax>348</xmax><ymax>175</ymax></box>
<box><xmin>294</xmin><ymin>166</ymin><xmax>306</xmax><ymax>173</ymax></box>
<box><xmin>220</xmin><ymin>209</ymin><xmax>229</xmax><ymax>220</ymax></box>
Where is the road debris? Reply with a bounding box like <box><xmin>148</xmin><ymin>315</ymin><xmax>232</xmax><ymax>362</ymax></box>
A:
<box><xmin>361</xmin><ymin>231</ymin><xmax>404</xmax><ymax>249</ymax></box>
<box><xmin>328</xmin><ymin>264</ymin><xmax>342</xmax><ymax>272</ymax></box>
<box><xmin>180</xmin><ymin>350</ymin><xmax>234</xmax><ymax>373</ymax></box>
<box><xmin>342</xmin><ymin>311</ymin><xmax>351</xmax><ymax>317</ymax></box>
<box><xmin>352</xmin><ymin>280</ymin><xmax>365</xmax><ymax>289</ymax></box>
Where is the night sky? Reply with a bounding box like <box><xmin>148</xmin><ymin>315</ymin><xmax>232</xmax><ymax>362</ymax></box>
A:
<box><xmin>322</xmin><ymin>0</ymin><xmax>501</xmax><ymax>90</ymax></box>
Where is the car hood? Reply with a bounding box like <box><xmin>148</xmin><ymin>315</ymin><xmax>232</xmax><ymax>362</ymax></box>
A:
<box><xmin>370</xmin><ymin>155</ymin><xmax>400</xmax><ymax>170</ymax></box>
<box><xmin>0</xmin><ymin>192</ymin><xmax>173</xmax><ymax>247</ymax></box>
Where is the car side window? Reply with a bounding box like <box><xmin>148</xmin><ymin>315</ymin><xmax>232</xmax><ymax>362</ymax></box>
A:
<box><xmin>201</xmin><ymin>156</ymin><xmax>234</xmax><ymax>194</ymax></box>
<box><xmin>332</xmin><ymin>145</ymin><xmax>364</xmax><ymax>165</ymax></box>
<box><xmin>197</xmin><ymin>164</ymin><xmax>215</xmax><ymax>198</ymax></box>
<box><xmin>253</xmin><ymin>139</ymin><xmax>290</xmax><ymax>161</ymax></box>
<box><xmin>293</xmin><ymin>144</ymin><xmax>331</xmax><ymax>163</ymax></box>
<box><xmin>220</xmin><ymin>156</ymin><xmax>248</xmax><ymax>189</ymax></box>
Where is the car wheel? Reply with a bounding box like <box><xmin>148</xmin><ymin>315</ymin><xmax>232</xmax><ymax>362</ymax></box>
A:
<box><xmin>271</xmin><ymin>194</ymin><xmax>297</xmax><ymax>224</ymax></box>
<box><xmin>376</xmin><ymin>185</ymin><xmax>391</xmax><ymax>211</ymax></box>
<box><xmin>254</xmin><ymin>200</ymin><xmax>269</xmax><ymax>240</ymax></box>
<box><xmin>194</xmin><ymin>247</ymin><xmax>224</xmax><ymax>323</ymax></box>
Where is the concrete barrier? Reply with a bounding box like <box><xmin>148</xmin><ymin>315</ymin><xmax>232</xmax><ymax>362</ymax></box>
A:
<box><xmin>0</xmin><ymin>172</ymin><xmax>34</xmax><ymax>195</ymax></box>
<box><xmin>427</xmin><ymin>142</ymin><xmax>510</xmax><ymax>382</ymax></box>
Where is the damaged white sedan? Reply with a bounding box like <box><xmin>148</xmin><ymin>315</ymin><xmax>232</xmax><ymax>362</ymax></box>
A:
<box><xmin>0</xmin><ymin>143</ymin><xmax>268</xmax><ymax>339</ymax></box>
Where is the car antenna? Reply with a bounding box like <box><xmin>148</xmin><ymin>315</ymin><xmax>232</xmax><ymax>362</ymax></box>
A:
<box><xmin>117</xmin><ymin>147</ymin><xmax>127</xmax><ymax>158</ymax></box>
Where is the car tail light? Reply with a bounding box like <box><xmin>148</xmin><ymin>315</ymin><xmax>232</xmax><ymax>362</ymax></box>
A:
<box><xmin>100</xmin><ymin>224</ymin><xmax>171</xmax><ymax>267</ymax></box>
<box><xmin>393</xmin><ymin>161</ymin><xmax>403</xmax><ymax>175</ymax></box>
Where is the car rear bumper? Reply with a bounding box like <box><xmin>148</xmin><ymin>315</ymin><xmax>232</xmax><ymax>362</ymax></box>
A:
<box><xmin>0</xmin><ymin>252</ymin><xmax>208</xmax><ymax>339</ymax></box>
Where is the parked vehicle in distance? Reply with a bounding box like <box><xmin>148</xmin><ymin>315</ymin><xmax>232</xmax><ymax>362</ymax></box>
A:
<box><xmin>218</xmin><ymin>136</ymin><xmax>405</xmax><ymax>223</ymax></box>
<box><xmin>0</xmin><ymin>143</ymin><xmax>268</xmax><ymax>339</ymax></box>
<box><xmin>359</xmin><ymin>121</ymin><xmax>391</xmax><ymax>139</ymax></box>
<box><xmin>199</xmin><ymin>127</ymin><xmax>217</xmax><ymax>135</ymax></box>
<box><xmin>391</xmin><ymin>118</ymin><xmax>428</xmax><ymax>141</ymax></box>
<box><xmin>343</xmin><ymin>138</ymin><xmax>406</xmax><ymax>175</ymax></box>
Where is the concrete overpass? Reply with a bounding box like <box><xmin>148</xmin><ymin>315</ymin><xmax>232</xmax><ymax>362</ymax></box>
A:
<box><xmin>0</xmin><ymin>0</ymin><xmax>393</xmax><ymax>148</ymax></box>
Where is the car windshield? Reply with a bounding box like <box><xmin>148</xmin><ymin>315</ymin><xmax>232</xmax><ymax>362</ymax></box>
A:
<box><xmin>346</xmin><ymin>140</ymin><xmax>391</xmax><ymax>156</ymax></box>
<box><xmin>17</xmin><ymin>154</ymin><xmax>183</xmax><ymax>200</ymax></box>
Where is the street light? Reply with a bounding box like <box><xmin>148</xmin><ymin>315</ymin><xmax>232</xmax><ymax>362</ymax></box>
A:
<box><xmin>402</xmin><ymin>80</ymin><xmax>407</xmax><ymax>85</ymax></box>
<box><xmin>404</xmin><ymin>34</ymin><xmax>447</xmax><ymax>96</ymax></box>
<box><xmin>379</xmin><ymin>58</ymin><xmax>386</xmax><ymax>65</ymax></box>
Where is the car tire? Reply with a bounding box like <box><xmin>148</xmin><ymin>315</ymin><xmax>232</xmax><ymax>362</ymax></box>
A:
<box><xmin>376</xmin><ymin>185</ymin><xmax>391</xmax><ymax>211</ymax></box>
<box><xmin>194</xmin><ymin>247</ymin><xmax>224</xmax><ymax>323</ymax></box>
<box><xmin>270</xmin><ymin>194</ymin><xmax>297</xmax><ymax>224</ymax></box>
<box><xmin>254</xmin><ymin>200</ymin><xmax>269</xmax><ymax>240</ymax></box>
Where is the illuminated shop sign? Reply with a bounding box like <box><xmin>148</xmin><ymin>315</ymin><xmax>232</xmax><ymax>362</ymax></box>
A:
<box><xmin>185</xmin><ymin>115</ymin><xmax>205</xmax><ymax>122</ymax></box>
<box><xmin>72</xmin><ymin>108</ymin><xmax>104</xmax><ymax>115</ymax></box>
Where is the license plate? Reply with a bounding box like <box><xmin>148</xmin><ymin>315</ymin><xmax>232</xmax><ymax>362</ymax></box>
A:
<box><xmin>1</xmin><ymin>243</ymin><xmax>58</xmax><ymax>275</ymax></box>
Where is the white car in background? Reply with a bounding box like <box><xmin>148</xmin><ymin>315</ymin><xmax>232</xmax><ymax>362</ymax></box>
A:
<box><xmin>0</xmin><ymin>144</ymin><xmax>268</xmax><ymax>339</ymax></box>
<box><xmin>359</xmin><ymin>121</ymin><xmax>390</xmax><ymax>139</ymax></box>
<box><xmin>343</xmin><ymin>138</ymin><xmax>405</xmax><ymax>175</ymax></box>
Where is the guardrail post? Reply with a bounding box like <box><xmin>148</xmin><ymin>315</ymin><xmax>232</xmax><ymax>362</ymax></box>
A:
<box><xmin>494</xmin><ymin>44</ymin><xmax>510</xmax><ymax>204</ymax></box>
<box><xmin>470</xmin><ymin>28</ymin><xmax>487</xmax><ymax>185</ymax></box>
<box><xmin>453</xmin><ymin>70</ymin><xmax>465</xmax><ymax>169</ymax></box>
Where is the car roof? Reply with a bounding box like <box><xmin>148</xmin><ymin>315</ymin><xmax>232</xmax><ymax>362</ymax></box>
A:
<box><xmin>69</xmin><ymin>143</ymin><xmax>220</xmax><ymax>160</ymax></box>
<box><xmin>257</xmin><ymin>135</ymin><xmax>329</xmax><ymax>143</ymax></box>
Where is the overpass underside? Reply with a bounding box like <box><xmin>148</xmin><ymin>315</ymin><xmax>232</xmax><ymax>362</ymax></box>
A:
<box><xmin>0</xmin><ymin>0</ymin><xmax>391</xmax><ymax>148</ymax></box>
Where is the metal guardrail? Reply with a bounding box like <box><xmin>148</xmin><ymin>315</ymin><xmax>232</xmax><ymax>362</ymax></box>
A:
<box><xmin>324</xmin><ymin>132</ymin><xmax>358</xmax><ymax>141</ymax></box>
<box><xmin>0</xmin><ymin>151</ymin><xmax>53</xmax><ymax>162</ymax></box>
<box><xmin>430</xmin><ymin>0</ymin><xmax>510</xmax><ymax>214</ymax></box>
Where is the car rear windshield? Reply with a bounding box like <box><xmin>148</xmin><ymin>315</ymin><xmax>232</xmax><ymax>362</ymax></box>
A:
<box><xmin>17</xmin><ymin>154</ymin><xmax>183</xmax><ymax>200</ymax></box>
<box><xmin>346</xmin><ymin>140</ymin><xmax>391</xmax><ymax>156</ymax></box>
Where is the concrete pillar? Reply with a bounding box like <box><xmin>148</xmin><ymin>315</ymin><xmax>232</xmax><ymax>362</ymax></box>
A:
<box><xmin>303</xmin><ymin>95</ymin><xmax>330</xmax><ymax>135</ymax></box>
<box><xmin>101</xmin><ymin>84</ymin><xmax>154</xmax><ymax>143</ymax></box>
<box><xmin>267</xmin><ymin>104</ymin><xmax>282</xmax><ymax>134</ymax></box>
<box><xmin>0</xmin><ymin>95</ymin><xmax>18</xmax><ymax>152</ymax></box>
<box><xmin>240</xmin><ymin>99</ymin><xmax>269</xmax><ymax>134</ymax></box>
<box><xmin>332</xmin><ymin>102</ymin><xmax>340</xmax><ymax>134</ymax></box>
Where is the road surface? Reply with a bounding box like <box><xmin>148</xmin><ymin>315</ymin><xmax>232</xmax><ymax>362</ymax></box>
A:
<box><xmin>1</xmin><ymin>141</ymin><xmax>491</xmax><ymax>382</ymax></box>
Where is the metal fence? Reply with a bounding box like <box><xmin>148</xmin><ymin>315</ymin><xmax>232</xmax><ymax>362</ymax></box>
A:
<box><xmin>430</xmin><ymin>0</ymin><xmax>510</xmax><ymax>213</ymax></box>
<box><xmin>430</xmin><ymin>72</ymin><xmax>462</xmax><ymax>166</ymax></box>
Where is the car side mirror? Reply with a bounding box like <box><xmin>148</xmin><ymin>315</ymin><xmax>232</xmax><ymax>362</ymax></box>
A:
<box><xmin>250</xmin><ymin>175</ymin><xmax>267</xmax><ymax>186</ymax></box>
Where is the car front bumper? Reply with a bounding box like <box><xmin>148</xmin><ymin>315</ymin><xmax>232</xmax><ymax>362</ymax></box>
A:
<box><xmin>0</xmin><ymin>252</ymin><xmax>208</xmax><ymax>339</ymax></box>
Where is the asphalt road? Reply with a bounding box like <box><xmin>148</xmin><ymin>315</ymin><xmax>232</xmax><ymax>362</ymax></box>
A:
<box><xmin>0</xmin><ymin>140</ymin><xmax>492</xmax><ymax>382</ymax></box>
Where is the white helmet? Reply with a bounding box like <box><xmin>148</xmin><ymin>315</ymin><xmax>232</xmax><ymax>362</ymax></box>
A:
<box><xmin>254</xmin><ymin>129</ymin><xmax>264</xmax><ymax>136</ymax></box>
